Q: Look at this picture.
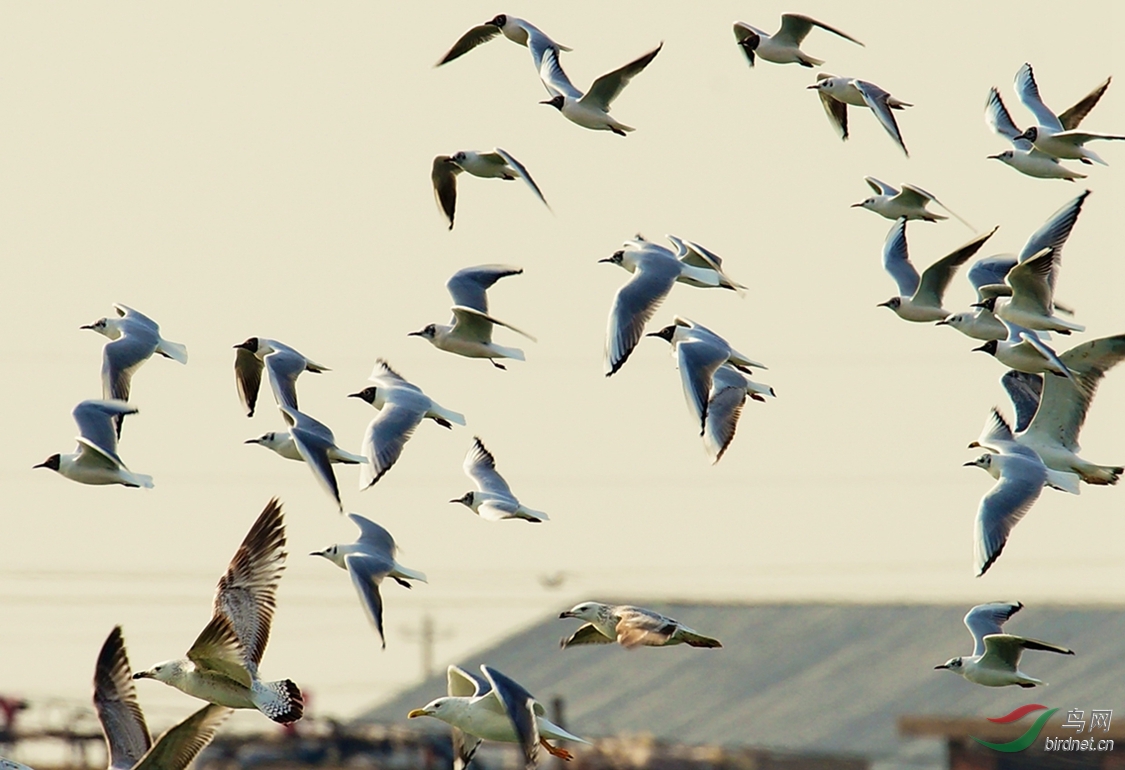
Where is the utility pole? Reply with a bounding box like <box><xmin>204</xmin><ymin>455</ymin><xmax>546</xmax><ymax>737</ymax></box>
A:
<box><xmin>402</xmin><ymin>614</ymin><xmax>455</xmax><ymax>680</ymax></box>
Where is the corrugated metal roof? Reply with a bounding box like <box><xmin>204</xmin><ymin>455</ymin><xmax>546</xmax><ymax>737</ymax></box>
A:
<box><xmin>355</xmin><ymin>602</ymin><xmax>1125</xmax><ymax>759</ymax></box>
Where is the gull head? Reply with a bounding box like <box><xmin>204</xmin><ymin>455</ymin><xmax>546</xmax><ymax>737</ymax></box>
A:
<box><xmin>598</xmin><ymin>250</ymin><xmax>625</xmax><ymax>267</ymax></box>
<box><xmin>245</xmin><ymin>432</ymin><xmax>281</xmax><ymax>449</ymax></box>
<box><xmin>877</xmin><ymin>297</ymin><xmax>902</xmax><ymax>311</ymax></box>
<box><xmin>936</xmin><ymin>313</ymin><xmax>965</xmax><ymax>328</ymax></box>
<box><xmin>451</xmin><ymin>151</ymin><xmax>468</xmax><ymax>164</ymax></box>
<box><xmin>934</xmin><ymin>657</ymin><xmax>963</xmax><ymax>672</ymax></box>
<box><xmin>408</xmin><ymin>697</ymin><xmax>454</xmax><ymax>723</ymax></box>
<box><xmin>971</xmin><ymin>340</ymin><xmax>999</xmax><ymax>357</ymax></box>
<box><xmin>645</xmin><ymin>324</ymin><xmax>677</xmax><ymax>344</ymax></box>
<box><xmin>989</xmin><ymin>150</ymin><xmax>1015</xmax><ymax>163</ymax></box>
<box><xmin>1014</xmin><ymin>127</ymin><xmax>1038</xmax><ymax>143</ymax></box>
<box><xmin>132</xmin><ymin>660</ymin><xmax>180</xmax><ymax>683</ymax></box>
<box><xmin>559</xmin><ymin>601</ymin><xmax>607</xmax><ymax>621</ymax></box>
<box><xmin>539</xmin><ymin>95</ymin><xmax>565</xmax><ymax>111</ymax></box>
<box><xmin>310</xmin><ymin>544</ymin><xmax>346</xmax><ymax>569</ymax></box>
<box><xmin>450</xmin><ymin>491</ymin><xmax>475</xmax><ymax>509</ymax></box>
<box><xmin>851</xmin><ymin>197</ymin><xmax>878</xmax><ymax>211</ymax></box>
<box><xmin>408</xmin><ymin>324</ymin><xmax>438</xmax><ymax>340</ymax></box>
<box><xmin>736</xmin><ymin>33</ymin><xmax>760</xmax><ymax>53</ymax></box>
<box><xmin>33</xmin><ymin>454</ymin><xmax>61</xmax><ymax>472</ymax></box>
<box><xmin>233</xmin><ymin>337</ymin><xmax>261</xmax><ymax>353</ymax></box>
<box><xmin>964</xmin><ymin>454</ymin><xmax>993</xmax><ymax>472</ymax></box>
<box><xmin>487</xmin><ymin>14</ymin><xmax>506</xmax><ymax>28</ymax></box>
<box><xmin>80</xmin><ymin>317</ymin><xmax>121</xmax><ymax>340</ymax></box>
<box><xmin>348</xmin><ymin>387</ymin><xmax>378</xmax><ymax>405</ymax></box>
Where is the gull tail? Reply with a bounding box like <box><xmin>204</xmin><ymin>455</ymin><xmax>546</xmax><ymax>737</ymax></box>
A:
<box><xmin>328</xmin><ymin>448</ymin><xmax>367</xmax><ymax>465</ymax></box>
<box><xmin>431</xmin><ymin>404</ymin><xmax>466</xmax><ymax>427</ymax></box>
<box><xmin>680</xmin><ymin>630</ymin><xmax>722</xmax><ymax>648</ymax></box>
<box><xmin>1045</xmin><ymin>469</ymin><xmax>1081</xmax><ymax>495</ymax></box>
<box><xmin>493</xmin><ymin>344</ymin><xmax>525</xmax><ymax>361</ymax></box>
<box><xmin>155</xmin><ymin>338</ymin><xmax>189</xmax><ymax>364</ymax></box>
<box><xmin>1076</xmin><ymin>462</ymin><xmax>1122</xmax><ymax>486</ymax></box>
<box><xmin>124</xmin><ymin>471</ymin><xmax>155</xmax><ymax>489</ymax></box>
<box><xmin>254</xmin><ymin>678</ymin><xmax>304</xmax><ymax>724</ymax></box>
<box><xmin>518</xmin><ymin>507</ymin><xmax>549</xmax><ymax>523</ymax></box>
<box><xmin>797</xmin><ymin>54</ymin><xmax>824</xmax><ymax>68</ymax></box>
<box><xmin>392</xmin><ymin>564</ymin><xmax>428</xmax><ymax>584</ymax></box>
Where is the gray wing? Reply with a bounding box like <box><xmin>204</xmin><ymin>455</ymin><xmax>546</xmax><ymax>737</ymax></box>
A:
<box><xmin>186</xmin><ymin>614</ymin><xmax>252</xmax><ymax>687</ymax></box>
<box><xmin>211</xmin><ymin>498</ymin><xmax>286</xmax><ymax>670</ymax></box>
<box><xmin>492</xmin><ymin>148</ymin><xmax>549</xmax><ymax>209</ymax></box>
<box><xmin>348</xmin><ymin>513</ymin><xmax>397</xmax><ymax>557</ymax></box>
<box><xmin>1015</xmin><ymin>63</ymin><xmax>1063</xmax><ymax>132</ymax></box>
<box><xmin>133</xmin><ymin>705</ymin><xmax>231</xmax><ymax>770</ymax></box>
<box><xmin>73</xmin><ymin>400</ymin><xmax>135</xmax><ymax>468</ymax></box>
<box><xmin>369</xmin><ymin>359</ymin><xmax>420</xmax><ymax>391</ymax></box>
<box><xmin>481</xmin><ymin>667</ymin><xmax>539</xmax><ymax>770</ymax></box>
<box><xmin>605</xmin><ymin>255</ymin><xmax>680</xmax><ymax>376</ymax></box>
<box><xmin>448</xmin><ymin>665</ymin><xmax>490</xmax><ymax>698</ymax></box>
<box><xmin>447</xmin><ymin>265</ymin><xmax>523</xmax><ymax>312</ymax></box>
<box><xmin>93</xmin><ymin>626</ymin><xmax>152</xmax><ymax>770</ymax></box>
<box><xmin>816</xmin><ymin>78</ymin><xmax>849</xmax><ymax>141</ymax></box>
<box><xmin>344</xmin><ymin>553</ymin><xmax>393</xmax><ymax>648</ymax></box>
<box><xmin>613</xmin><ymin>606</ymin><xmax>680</xmax><ymax>648</ymax></box>
<box><xmin>732</xmin><ymin>23</ymin><xmax>759</xmax><ymax>66</ymax></box>
<box><xmin>1058</xmin><ymin>77</ymin><xmax>1111</xmax><ymax>131</ymax></box>
<box><xmin>1018</xmin><ymin>190</ymin><xmax>1090</xmax><ymax>265</ymax></box>
<box><xmin>976</xmin><ymin>407</ymin><xmax>1016</xmax><ymax>450</ymax></box>
<box><xmin>1006</xmin><ymin>249</ymin><xmax>1056</xmax><ymax>316</ymax></box>
<box><xmin>975</xmin><ymin>454</ymin><xmax>1047</xmax><ymax>576</ymax></box>
<box><xmin>102</xmin><ymin>329</ymin><xmax>157</xmax><ymax>403</ymax></box>
<box><xmin>678</xmin><ymin>336</ymin><xmax>730</xmax><ymax>430</ymax></box>
<box><xmin>855</xmin><ymin>80</ymin><xmax>908</xmax><ymax>156</ymax></box>
<box><xmin>359</xmin><ymin>403</ymin><xmax>425</xmax><ymax>488</ymax></box>
<box><xmin>776</xmin><ymin>13</ymin><xmax>863</xmax><ymax>47</ymax></box>
<box><xmin>582</xmin><ymin>44</ymin><xmax>662</xmax><ymax>112</ymax></box>
<box><xmin>1001</xmin><ymin>371</ymin><xmax>1043</xmax><ymax>434</ymax></box>
<box><xmin>464</xmin><ymin>437</ymin><xmax>515</xmax><ymax>497</ymax></box>
<box><xmin>914</xmin><ymin>226</ymin><xmax>996</xmax><ymax>307</ymax></box>
<box><xmin>865</xmin><ymin>176</ymin><xmax>897</xmax><ymax>196</ymax></box>
<box><xmin>1009</xmin><ymin>324</ymin><xmax>1074</xmax><ymax>382</ymax></box>
<box><xmin>285</xmin><ymin>410</ymin><xmax>343</xmax><ymax>512</ymax></box>
<box><xmin>980</xmin><ymin>633</ymin><xmax>1073</xmax><ymax>669</ymax></box>
<box><xmin>963</xmin><ymin>602</ymin><xmax>1023</xmax><ymax>658</ymax></box>
<box><xmin>279</xmin><ymin>404</ymin><xmax>335</xmax><ymax>443</ymax></box>
<box><xmin>1026</xmin><ymin>334</ymin><xmax>1125</xmax><ymax>452</ymax></box>
<box><xmin>436</xmin><ymin>24</ymin><xmax>503</xmax><ymax>66</ymax></box>
<box><xmin>985</xmin><ymin>87</ymin><xmax>1030</xmax><ymax>149</ymax></box>
<box><xmin>264</xmin><ymin>349</ymin><xmax>307</xmax><ymax>412</ymax></box>
<box><xmin>560</xmin><ymin>623</ymin><xmax>617</xmax><ymax>649</ymax></box>
<box><xmin>234</xmin><ymin>347</ymin><xmax>264</xmax><ymax>417</ymax></box>
<box><xmin>969</xmin><ymin>255</ymin><xmax>1018</xmax><ymax>297</ymax></box>
<box><xmin>538</xmin><ymin>46</ymin><xmax>582</xmax><ymax>100</ymax></box>
<box><xmin>881</xmin><ymin>218</ymin><xmax>920</xmax><ymax>297</ymax></box>
<box><xmin>705</xmin><ymin>383</ymin><xmax>747</xmax><ymax>465</ymax></box>
<box><xmin>431</xmin><ymin>156</ymin><xmax>460</xmax><ymax>230</ymax></box>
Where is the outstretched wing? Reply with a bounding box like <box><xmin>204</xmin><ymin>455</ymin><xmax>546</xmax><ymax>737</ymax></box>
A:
<box><xmin>776</xmin><ymin>13</ymin><xmax>863</xmax><ymax>47</ymax></box>
<box><xmin>1058</xmin><ymin>77</ymin><xmax>1111</xmax><ymax>131</ymax></box>
<box><xmin>481</xmin><ymin>666</ymin><xmax>539</xmax><ymax>770</ymax></box>
<box><xmin>985</xmin><ymin>87</ymin><xmax>1029</xmax><ymax>149</ymax></box>
<box><xmin>1001</xmin><ymin>370</ymin><xmax>1043</xmax><ymax>434</ymax></box>
<box><xmin>431</xmin><ymin>156</ymin><xmax>460</xmax><ymax>230</ymax></box>
<box><xmin>464</xmin><ymin>437</ymin><xmax>515</xmax><ymax>497</ymax></box>
<box><xmin>855</xmin><ymin>80</ymin><xmax>908</xmax><ymax>156</ymax></box>
<box><xmin>359</xmin><ymin>403</ymin><xmax>425</xmax><ymax>488</ymax></box>
<box><xmin>493</xmin><ymin>148</ymin><xmax>550</xmax><ymax>210</ymax></box>
<box><xmin>604</xmin><ymin>255</ymin><xmax>680</xmax><ymax>376</ymax></box>
<box><xmin>914</xmin><ymin>226</ymin><xmax>996</xmax><ymax>308</ymax></box>
<box><xmin>446</xmin><ymin>265</ymin><xmax>523</xmax><ymax>313</ymax></box>
<box><xmin>963</xmin><ymin>602</ymin><xmax>1023</xmax><ymax>658</ymax></box>
<box><xmin>582</xmin><ymin>44</ymin><xmax>662</xmax><ymax>112</ymax></box>
<box><xmin>93</xmin><ymin>626</ymin><xmax>152</xmax><ymax>770</ymax></box>
<box><xmin>436</xmin><ymin>24</ymin><xmax>503</xmax><ymax>66</ymax></box>
<box><xmin>881</xmin><ymin>218</ymin><xmax>919</xmax><ymax>297</ymax></box>
<box><xmin>1014</xmin><ymin>62</ymin><xmax>1063</xmax><ymax>132</ymax></box>
<box><xmin>134</xmin><ymin>705</ymin><xmax>231</xmax><ymax>770</ymax></box>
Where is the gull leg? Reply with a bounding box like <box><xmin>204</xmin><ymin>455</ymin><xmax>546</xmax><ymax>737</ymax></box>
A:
<box><xmin>540</xmin><ymin>738</ymin><xmax>573</xmax><ymax>761</ymax></box>
<box><xmin>489</xmin><ymin>359</ymin><xmax>507</xmax><ymax>370</ymax></box>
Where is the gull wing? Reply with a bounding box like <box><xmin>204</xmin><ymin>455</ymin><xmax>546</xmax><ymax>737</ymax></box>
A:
<box><xmin>436</xmin><ymin>24</ymin><xmax>503</xmax><ymax>66</ymax></box>
<box><xmin>186</xmin><ymin>614</ymin><xmax>252</xmax><ymax>687</ymax></box>
<box><xmin>605</xmin><ymin>254</ymin><xmax>680</xmax><ymax>376</ymax></box>
<box><xmin>133</xmin><ymin>704</ymin><xmax>230</xmax><ymax>770</ymax></box>
<box><xmin>283</xmin><ymin>407</ymin><xmax>344</xmax><ymax>511</ymax></box>
<box><xmin>102</xmin><ymin>329</ymin><xmax>157</xmax><ymax>404</ymax></box>
<box><xmin>348</xmin><ymin>513</ymin><xmax>397</xmax><ymax>557</ymax></box>
<box><xmin>279</xmin><ymin>404</ymin><xmax>334</xmax><ymax>443</ymax></box>
<box><xmin>975</xmin><ymin>453</ymin><xmax>1047</xmax><ymax>576</ymax></box>
<box><xmin>975</xmin><ymin>407</ymin><xmax>1016</xmax><ymax>451</ymax></box>
<box><xmin>264</xmin><ymin>349</ymin><xmax>309</xmax><ymax>412</ymax></box>
<box><xmin>816</xmin><ymin>74</ymin><xmax>848</xmax><ymax>141</ymax></box>
<box><xmin>431</xmin><ymin>156</ymin><xmax>460</xmax><ymax>230</ymax></box>
<box><xmin>1015</xmin><ymin>63</ymin><xmax>1063</xmax><ymax>132</ymax></box>
<box><xmin>672</xmin><ymin>236</ymin><xmax>747</xmax><ymax>292</ymax></box>
<box><xmin>1014</xmin><ymin>327</ymin><xmax>1075</xmax><ymax>383</ymax></box>
<box><xmin>968</xmin><ymin>255</ymin><xmax>1018</xmax><ymax>298</ymax></box>
<box><xmin>704</xmin><ymin>369</ymin><xmax>750</xmax><ymax>463</ymax></box>
<box><xmin>234</xmin><ymin>347</ymin><xmax>264</xmax><ymax>417</ymax></box>
<box><xmin>731</xmin><ymin>23</ymin><xmax>759</xmax><ymax>66</ymax></box>
<box><xmin>113</xmin><ymin>304</ymin><xmax>159</xmax><ymax>330</ymax></box>
<box><xmin>855</xmin><ymin>80</ymin><xmax>908</xmax><ymax>156</ymax></box>
<box><xmin>560</xmin><ymin>623</ymin><xmax>616</xmax><ymax>649</ymax></box>
<box><xmin>211</xmin><ymin>498</ymin><xmax>286</xmax><ymax>671</ymax></box>
<box><xmin>914</xmin><ymin>226</ymin><xmax>996</xmax><ymax>308</ymax></box>
<box><xmin>1058</xmin><ymin>77</ymin><xmax>1111</xmax><ymax>131</ymax></box>
<box><xmin>864</xmin><ymin>176</ymin><xmax>897</xmax><ymax>196</ymax></box>
<box><xmin>614</xmin><ymin>606</ymin><xmax>681</xmax><ymax>648</ymax></box>
<box><xmin>93</xmin><ymin>627</ymin><xmax>152</xmax><ymax>770</ymax></box>
<box><xmin>881</xmin><ymin>219</ymin><xmax>920</xmax><ymax>297</ymax></box>
<box><xmin>452</xmin><ymin>305</ymin><xmax>535</xmax><ymax>344</ymax></box>
<box><xmin>359</xmin><ymin>402</ymin><xmax>425</xmax><ymax>488</ymax></box>
<box><xmin>1018</xmin><ymin>190</ymin><xmax>1090</xmax><ymax>264</ymax></box>
<box><xmin>493</xmin><ymin>148</ymin><xmax>550</xmax><ymax>209</ymax></box>
<box><xmin>1001</xmin><ymin>370</ymin><xmax>1043</xmax><ymax>434</ymax></box>
<box><xmin>1052</xmin><ymin>129</ymin><xmax>1125</xmax><ymax>143</ymax></box>
<box><xmin>1006</xmin><ymin>249</ymin><xmax>1056</xmax><ymax>316</ymax></box>
<box><xmin>477</xmin><ymin>501</ymin><xmax>521</xmax><ymax>521</ymax></box>
<box><xmin>481</xmin><ymin>666</ymin><xmax>539</xmax><ymax>770</ymax></box>
<box><xmin>981</xmin><ymin>633</ymin><xmax>1073</xmax><ymax>670</ymax></box>
<box><xmin>446</xmin><ymin>264</ymin><xmax>523</xmax><ymax>313</ymax></box>
<box><xmin>464</xmin><ymin>437</ymin><xmax>515</xmax><ymax>498</ymax></box>
<box><xmin>985</xmin><ymin>87</ymin><xmax>1030</xmax><ymax>149</ymax></box>
<box><xmin>677</xmin><ymin>336</ymin><xmax>730</xmax><ymax>430</ymax></box>
<box><xmin>538</xmin><ymin>46</ymin><xmax>582</xmax><ymax>100</ymax></box>
<box><xmin>963</xmin><ymin>602</ymin><xmax>1023</xmax><ymax>658</ymax></box>
<box><xmin>369</xmin><ymin>358</ymin><xmax>421</xmax><ymax>392</ymax></box>
<box><xmin>901</xmin><ymin>184</ymin><xmax>973</xmax><ymax>230</ymax></box>
<box><xmin>1026</xmin><ymin>334</ymin><xmax>1125</xmax><ymax>452</ymax></box>
<box><xmin>582</xmin><ymin>44</ymin><xmax>662</xmax><ymax>112</ymax></box>
<box><xmin>73</xmin><ymin>400</ymin><xmax>135</xmax><ymax>468</ymax></box>
<box><xmin>776</xmin><ymin>13</ymin><xmax>863</xmax><ymax>47</ymax></box>
<box><xmin>344</xmin><ymin>553</ymin><xmax>394</xmax><ymax>648</ymax></box>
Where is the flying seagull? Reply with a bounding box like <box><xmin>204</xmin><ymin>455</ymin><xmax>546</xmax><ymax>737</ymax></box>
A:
<box><xmin>808</xmin><ymin>74</ymin><xmax>912</xmax><ymax>156</ymax></box>
<box><xmin>851</xmin><ymin>177</ymin><xmax>971</xmax><ymax>228</ymax></box>
<box><xmin>133</xmin><ymin>499</ymin><xmax>304</xmax><ymax>724</ymax></box>
<box><xmin>451</xmin><ymin>437</ymin><xmax>547</xmax><ymax>522</ymax></box>
<box><xmin>233</xmin><ymin>338</ymin><xmax>328</xmax><ymax>418</ymax></box>
<box><xmin>431</xmin><ymin>149</ymin><xmax>548</xmax><ymax>230</ymax></box>
<box><xmin>1011</xmin><ymin>63</ymin><xmax>1124</xmax><ymax>165</ymax></box>
<box><xmin>537</xmin><ymin>42</ymin><xmax>662</xmax><ymax>135</ymax></box>
<box><xmin>732</xmin><ymin>14</ymin><xmax>862</xmax><ymax>68</ymax></box>
<box><xmin>35</xmin><ymin>400</ymin><xmax>153</xmax><ymax>488</ymax></box>
<box><xmin>559</xmin><ymin>602</ymin><xmax>722</xmax><ymax>649</ymax></box>
<box><xmin>935</xmin><ymin>602</ymin><xmax>1074</xmax><ymax>687</ymax></box>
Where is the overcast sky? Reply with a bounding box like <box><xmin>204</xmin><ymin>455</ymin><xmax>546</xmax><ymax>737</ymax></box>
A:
<box><xmin>1</xmin><ymin>0</ymin><xmax>1123</xmax><ymax>736</ymax></box>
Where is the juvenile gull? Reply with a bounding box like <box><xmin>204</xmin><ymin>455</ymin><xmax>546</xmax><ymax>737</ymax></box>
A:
<box><xmin>935</xmin><ymin>602</ymin><xmax>1074</xmax><ymax>687</ymax></box>
<box><xmin>432</xmin><ymin>149</ymin><xmax>548</xmax><ymax>230</ymax></box>
<box><xmin>808</xmin><ymin>74</ymin><xmax>912</xmax><ymax>156</ymax></box>
<box><xmin>732</xmin><ymin>14</ymin><xmax>862</xmax><ymax>68</ymax></box>
<box><xmin>452</xmin><ymin>437</ymin><xmax>547</xmax><ymax>522</ymax></box>
<box><xmin>35</xmin><ymin>400</ymin><xmax>153</xmax><ymax>488</ymax></box>
<box><xmin>537</xmin><ymin>43</ymin><xmax>662</xmax><ymax>135</ymax></box>
<box><xmin>311</xmin><ymin>514</ymin><xmax>427</xmax><ymax>648</ymax></box>
<box><xmin>133</xmin><ymin>499</ymin><xmax>303</xmax><ymax>724</ymax></box>
<box><xmin>408</xmin><ymin>665</ymin><xmax>588</xmax><ymax>766</ymax></box>
<box><xmin>233</xmin><ymin>338</ymin><xmax>329</xmax><ymax>418</ymax></box>
<box><xmin>559</xmin><ymin>602</ymin><xmax>722</xmax><ymax>649</ymax></box>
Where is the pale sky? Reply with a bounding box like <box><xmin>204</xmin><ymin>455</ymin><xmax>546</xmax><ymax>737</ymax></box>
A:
<box><xmin>2</xmin><ymin>0</ymin><xmax>1123</xmax><ymax>738</ymax></box>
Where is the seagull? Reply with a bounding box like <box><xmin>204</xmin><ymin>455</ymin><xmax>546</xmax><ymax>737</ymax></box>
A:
<box><xmin>646</xmin><ymin>317</ymin><xmax>767</xmax><ymax>432</ymax></box>
<box><xmin>851</xmin><ymin>177</ymin><xmax>972</xmax><ymax>228</ymax></box>
<box><xmin>133</xmin><ymin>499</ymin><xmax>303</xmax><ymax>724</ymax></box>
<box><xmin>994</xmin><ymin>336</ymin><xmax>1125</xmax><ymax>485</ymax></box>
<box><xmin>986</xmin><ymin>88</ymin><xmax>1088</xmax><ymax>180</ymax></box>
<box><xmin>989</xmin><ymin>249</ymin><xmax>1084</xmax><ymax>335</ymax></box>
<box><xmin>245</xmin><ymin>406</ymin><xmax>366</xmax><ymax>512</ymax></box>
<box><xmin>876</xmin><ymin>220</ymin><xmax>997</xmax><ymax>322</ymax></box>
<box><xmin>665</xmin><ymin>235</ymin><xmax>747</xmax><ymax>294</ymax></box>
<box><xmin>35</xmin><ymin>400</ymin><xmax>153</xmax><ymax>488</ymax></box>
<box><xmin>349</xmin><ymin>360</ymin><xmax>465</xmax><ymax>489</ymax></box>
<box><xmin>601</xmin><ymin>239</ymin><xmax>733</xmax><ymax>376</ymax></box>
<box><xmin>82</xmin><ymin>304</ymin><xmax>187</xmax><ymax>436</ymax></box>
<box><xmin>436</xmin><ymin>15</ymin><xmax>570</xmax><ymax>68</ymax></box>
<box><xmin>431</xmin><ymin>149</ymin><xmax>549</xmax><ymax>230</ymax></box>
<box><xmin>935</xmin><ymin>602</ymin><xmax>1074</xmax><ymax>687</ymax></box>
<box><xmin>537</xmin><ymin>43</ymin><xmax>662</xmax><ymax>135</ymax></box>
<box><xmin>1011</xmin><ymin>63</ymin><xmax>1125</xmax><ymax>165</ymax></box>
<box><xmin>559</xmin><ymin>602</ymin><xmax>722</xmax><ymax>649</ymax></box>
<box><xmin>408</xmin><ymin>665</ymin><xmax>588</xmax><ymax>766</ymax></box>
<box><xmin>233</xmin><ymin>338</ymin><xmax>329</xmax><ymax>418</ymax></box>
<box><xmin>973</xmin><ymin>320</ymin><xmax>1074</xmax><ymax>381</ymax></box>
<box><xmin>703</xmin><ymin>363</ymin><xmax>775</xmax><ymax>463</ymax></box>
<box><xmin>732</xmin><ymin>14</ymin><xmax>862</xmax><ymax>68</ymax></box>
<box><xmin>937</xmin><ymin>255</ymin><xmax>1018</xmax><ymax>341</ymax></box>
<box><xmin>93</xmin><ymin>627</ymin><xmax>230</xmax><ymax>770</ymax></box>
<box><xmin>409</xmin><ymin>265</ymin><xmax>536</xmax><ymax>369</ymax></box>
<box><xmin>808</xmin><ymin>74</ymin><xmax>912</xmax><ymax>156</ymax></box>
<box><xmin>310</xmin><ymin>514</ymin><xmax>427</xmax><ymax>649</ymax></box>
<box><xmin>969</xmin><ymin>407</ymin><xmax>1081</xmax><ymax>495</ymax></box>
<box><xmin>451</xmin><ymin>437</ymin><xmax>547</xmax><ymax>522</ymax></box>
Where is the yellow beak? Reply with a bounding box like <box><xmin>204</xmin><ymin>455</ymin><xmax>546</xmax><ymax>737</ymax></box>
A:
<box><xmin>407</xmin><ymin>708</ymin><xmax>429</xmax><ymax>719</ymax></box>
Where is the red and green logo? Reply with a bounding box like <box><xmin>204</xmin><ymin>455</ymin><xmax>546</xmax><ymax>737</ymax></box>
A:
<box><xmin>973</xmin><ymin>704</ymin><xmax>1057</xmax><ymax>752</ymax></box>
